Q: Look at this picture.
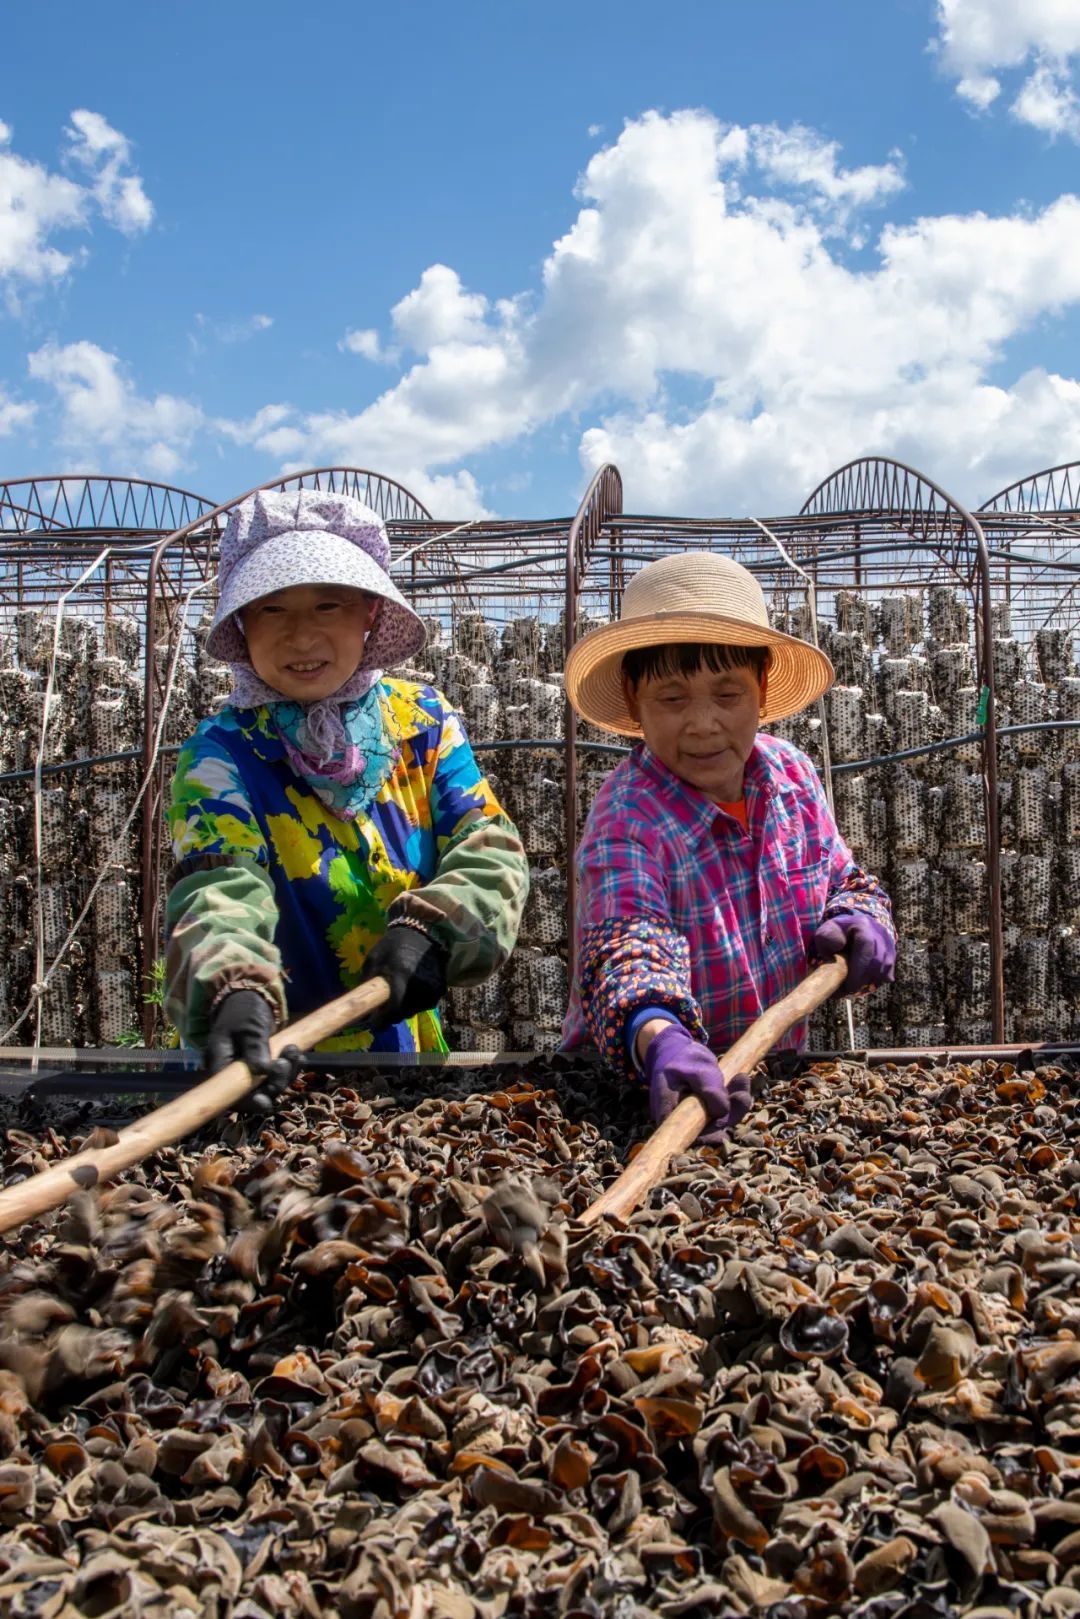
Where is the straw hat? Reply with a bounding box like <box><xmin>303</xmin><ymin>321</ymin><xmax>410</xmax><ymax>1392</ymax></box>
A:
<box><xmin>564</xmin><ymin>551</ymin><xmax>834</xmax><ymax>735</ymax></box>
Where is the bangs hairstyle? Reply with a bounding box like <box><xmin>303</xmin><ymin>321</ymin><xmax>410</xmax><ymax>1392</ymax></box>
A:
<box><xmin>621</xmin><ymin>641</ymin><xmax>771</xmax><ymax>689</ymax></box>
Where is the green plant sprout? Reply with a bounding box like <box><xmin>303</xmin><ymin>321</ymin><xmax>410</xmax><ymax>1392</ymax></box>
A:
<box><xmin>113</xmin><ymin>961</ymin><xmax>178</xmax><ymax>1049</ymax></box>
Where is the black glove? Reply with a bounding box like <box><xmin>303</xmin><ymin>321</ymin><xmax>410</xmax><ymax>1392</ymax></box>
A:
<box><xmin>358</xmin><ymin>924</ymin><xmax>449</xmax><ymax>1031</ymax></box>
<box><xmin>204</xmin><ymin>990</ymin><xmax>301</xmax><ymax>1114</ymax></box>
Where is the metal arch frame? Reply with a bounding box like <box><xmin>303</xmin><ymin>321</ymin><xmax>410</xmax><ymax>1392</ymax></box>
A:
<box><xmin>980</xmin><ymin>462</ymin><xmax>1080</xmax><ymax>516</ymax></box>
<box><xmin>0</xmin><ymin>475</ymin><xmax>218</xmax><ymax>536</ymax></box>
<box><xmin>800</xmin><ymin>456</ymin><xmax>1003</xmax><ymax>1040</ymax></box>
<box><xmin>803</xmin><ymin>457</ymin><xmax>941</xmax><ymax>513</ymax></box>
<box><xmin>800</xmin><ymin>456</ymin><xmax>984</xmax><ymax>580</ymax></box>
<box><xmin>138</xmin><ymin>466</ymin><xmax>434</xmax><ymax>1034</ymax></box>
<box><xmin>563</xmin><ymin>464</ymin><xmax>624</xmax><ymax>974</ymax></box>
<box><xmin>977</xmin><ymin>466</ymin><xmax>1080</xmax><ymax>646</ymax></box>
<box><xmin>0</xmin><ymin>498</ymin><xmax>68</xmax><ymax>533</ymax></box>
<box><xmin>564</xmin><ymin>463</ymin><xmax>626</xmax><ymax>655</ymax></box>
<box><xmin>1</xmin><ymin>454</ymin><xmax>1028</xmax><ymax>1045</ymax></box>
<box><xmin>263</xmin><ymin>466</ymin><xmax>433</xmax><ymax>523</ymax></box>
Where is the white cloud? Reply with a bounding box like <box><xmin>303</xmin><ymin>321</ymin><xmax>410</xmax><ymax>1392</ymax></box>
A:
<box><xmin>0</xmin><ymin>111</ymin><xmax>153</xmax><ymax>304</ymax></box>
<box><xmin>0</xmin><ymin>123</ymin><xmax>86</xmax><ymax>287</ymax></box>
<box><xmin>0</xmin><ymin>386</ymin><xmax>34</xmax><ymax>436</ymax></box>
<box><xmin>64</xmin><ymin>109</ymin><xmax>153</xmax><ymax>233</ymax></box>
<box><xmin>389</xmin><ymin>467</ymin><xmax>489</xmax><ymax>518</ymax></box>
<box><xmin>217</xmin><ymin>402</ymin><xmax>291</xmax><ymax>443</ymax></box>
<box><xmin>391</xmin><ymin>265</ymin><xmax>491</xmax><ymax>351</ymax></box>
<box><xmin>956</xmin><ymin>73</ymin><xmax>1002</xmax><ymax>110</ymax></box>
<box><xmin>933</xmin><ymin>1</ymin><xmax>1080</xmax><ymax>136</ymax></box>
<box><xmin>563</xmin><ymin>119</ymin><xmax>1080</xmax><ymax>506</ymax></box>
<box><xmin>193</xmin><ymin>311</ymin><xmax>273</xmax><ymax>347</ymax></box>
<box><xmin>747</xmin><ymin>124</ymin><xmax>905</xmax><ymax>224</ymax></box>
<box><xmin>935</xmin><ymin>0</ymin><xmax>1080</xmax><ymax>74</ymax></box>
<box><xmin>28</xmin><ymin>341</ymin><xmax>202</xmax><ymax>477</ymax></box>
<box><xmin>1010</xmin><ymin>59</ymin><xmax>1080</xmax><ymax>138</ymax></box>
<box><xmin>216</xmin><ymin>402</ymin><xmax>308</xmax><ymax>461</ymax></box>
<box><xmin>219</xmin><ymin>109</ymin><xmax>1080</xmax><ymax>514</ymax></box>
<box><xmin>339</xmin><ymin>327</ymin><xmax>397</xmax><ymax>364</ymax></box>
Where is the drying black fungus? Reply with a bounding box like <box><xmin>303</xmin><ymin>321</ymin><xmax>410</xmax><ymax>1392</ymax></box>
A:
<box><xmin>0</xmin><ymin>1052</ymin><xmax>1078</xmax><ymax>1618</ymax></box>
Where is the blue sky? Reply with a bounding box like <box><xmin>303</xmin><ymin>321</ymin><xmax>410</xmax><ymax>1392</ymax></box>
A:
<box><xmin>1</xmin><ymin>0</ymin><xmax>1079</xmax><ymax>517</ymax></box>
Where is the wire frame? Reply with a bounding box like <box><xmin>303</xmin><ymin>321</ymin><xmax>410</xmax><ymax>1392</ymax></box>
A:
<box><xmin>980</xmin><ymin>462</ymin><xmax>1080</xmax><ymax>643</ymax></box>
<box><xmin>6</xmin><ymin>453</ymin><xmax>1080</xmax><ymax>1050</ymax></box>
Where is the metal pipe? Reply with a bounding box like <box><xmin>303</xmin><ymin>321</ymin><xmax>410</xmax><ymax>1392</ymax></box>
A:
<box><xmin>563</xmin><ymin>466</ymin><xmax>623</xmax><ymax>977</ymax></box>
<box><xmin>801</xmin><ymin>456</ymin><xmax>1006</xmax><ymax>1043</ymax></box>
<box><xmin>969</xmin><ymin>511</ymin><xmax>1006</xmax><ymax>1042</ymax></box>
<box><xmin>2</xmin><ymin>1041</ymin><xmax>1075</xmax><ymax>1100</ymax></box>
<box><xmin>751</xmin><ymin>517</ymin><xmax>856</xmax><ymax>1053</ymax></box>
<box><xmin>797</xmin><ymin>1041</ymin><xmax>1080</xmax><ymax>1066</ymax></box>
<box><xmin>8</xmin><ymin>715</ymin><xmax>1080</xmax><ymax>791</ymax></box>
<box><xmin>0</xmin><ymin>735</ymin><xmax>638</xmax><ymax>788</ymax></box>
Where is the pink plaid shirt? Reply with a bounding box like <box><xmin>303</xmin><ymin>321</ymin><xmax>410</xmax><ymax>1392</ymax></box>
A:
<box><xmin>562</xmin><ymin>734</ymin><xmax>893</xmax><ymax>1073</ymax></box>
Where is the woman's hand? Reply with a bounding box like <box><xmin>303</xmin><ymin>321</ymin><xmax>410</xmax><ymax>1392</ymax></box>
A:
<box><xmin>204</xmin><ymin>989</ymin><xmax>301</xmax><ymax>1113</ymax></box>
<box><xmin>812</xmin><ymin>913</ymin><xmax>896</xmax><ymax>993</ymax></box>
<box><xmin>358</xmin><ymin>924</ymin><xmax>449</xmax><ymax>1029</ymax></box>
<box><xmin>640</xmin><ymin>1021</ymin><xmax>752</xmax><ymax>1143</ymax></box>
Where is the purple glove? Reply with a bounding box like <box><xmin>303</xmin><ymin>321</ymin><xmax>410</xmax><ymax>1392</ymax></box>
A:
<box><xmin>642</xmin><ymin>1022</ymin><xmax>752</xmax><ymax>1144</ymax></box>
<box><xmin>812</xmin><ymin>912</ymin><xmax>896</xmax><ymax>993</ymax></box>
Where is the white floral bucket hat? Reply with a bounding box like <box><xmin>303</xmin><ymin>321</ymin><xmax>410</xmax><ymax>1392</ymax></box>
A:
<box><xmin>206</xmin><ymin>488</ymin><xmax>427</xmax><ymax>671</ymax></box>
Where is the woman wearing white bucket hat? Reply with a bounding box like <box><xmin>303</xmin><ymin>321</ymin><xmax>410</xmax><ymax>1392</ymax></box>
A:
<box><xmin>164</xmin><ymin>489</ymin><xmax>529</xmax><ymax>1104</ymax></box>
<box><xmin>562</xmin><ymin>551</ymin><xmax>895</xmax><ymax>1141</ymax></box>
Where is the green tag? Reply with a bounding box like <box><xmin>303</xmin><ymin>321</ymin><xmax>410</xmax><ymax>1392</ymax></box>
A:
<box><xmin>976</xmin><ymin>685</ymin><xmax>989</xmax><ymax>726</ymax></box>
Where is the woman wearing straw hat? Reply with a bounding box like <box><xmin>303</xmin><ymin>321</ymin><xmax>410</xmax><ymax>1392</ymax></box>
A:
<box><xmin>164</xmin><ymin>489</ymin><xmax>529</xmax><ymax>1107</ymax></box>
<box><xmin>562</xmin><ymin>551</ymin><xmax>895</xmax><ymax>1141</ymax></box>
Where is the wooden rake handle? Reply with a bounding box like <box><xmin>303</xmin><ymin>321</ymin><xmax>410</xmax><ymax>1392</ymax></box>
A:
<box><xmin>0</xmin><ymin>977</ymin><xmax>391</xmax><ymax>1239</ymax></box>
<box><xmin>580</xmin><ymin>957</ymin><xmax>849</xmax><ymax>1227</ymax></box>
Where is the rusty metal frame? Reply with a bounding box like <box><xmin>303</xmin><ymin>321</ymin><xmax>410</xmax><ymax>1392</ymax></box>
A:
<box><xmin>265</xmin><ymin>466</ymin><xmax>432</xmax><ymax>523</ymax></box>
<box><xmin>981</xmin><ymin>462</ymin><xmax>1080</xmax><ymax>516</ymax></box>
<box><xmin>979</xmin><ymin>462</ymin><xmax>1080</xmax><ymax>644</ymax></box>
<box><xmin>798</xmin><ymin>458</ymin><xmax>1003</xmax><ymax>1040</ymax></box>
<box><xmin>0</xmin><ymin>475</ymin><xmax>217</xmax><ymax>536</ymax></box>
<box><xmin>0</xmin><ymin>477</ymin><xmax>219</xmax><ymax>624</ymax></box>
<box><xmin>563</xmin><ymin>464</ymin><xmax>624</xmax><ymax>973</ymax></box>
<box><xmin>0</xmin><ymin>498</ymin><xmax>67</xmax><ymax>535</ymax></box>
<box><xmin>8</xmin><ymin>453</ymin><xmax>1080</xmax><ymax>1052</ymax></box>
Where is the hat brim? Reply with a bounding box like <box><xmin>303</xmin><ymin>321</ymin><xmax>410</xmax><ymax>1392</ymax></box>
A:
<box><xmin>564</xmin><ymin>610</ymin><xmax>834</xmax><ymax>735</ymax></box>
<box><xmin>205</xmin><ymin>529</ymin><xmax>427</xmax><ymax>671</ymax></box>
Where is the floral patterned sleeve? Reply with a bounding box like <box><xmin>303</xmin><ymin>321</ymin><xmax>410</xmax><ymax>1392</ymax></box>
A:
<box><xmin>388</xmin><ymin>703</ymin><xmax>529</xmax><ymax>986</ymax></box>
<box><xmin>575</xmin><ymin>810</ymin><xmax>707</xmax><ymax>1078</ymax></box>
<box><xmin>163</xmin><ymin>730</ymin><xmax>287</xmax><ymax>1048</ymax></box>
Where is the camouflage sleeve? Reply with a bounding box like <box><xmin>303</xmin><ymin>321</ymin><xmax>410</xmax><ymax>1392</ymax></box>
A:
<box><xmin>165</xmin><ymin>858</ymin><xmax>287</xmax><ymax>1048</ymax></box>
<box><xmin>388</xmin><ymin>703</ymin><xmax>530</xmax><ymax>986</ymax></box>
<box><xmin>163</xmin><ymin>726</ymin><xmax>287</xmax><ymax>1047</ymax></box>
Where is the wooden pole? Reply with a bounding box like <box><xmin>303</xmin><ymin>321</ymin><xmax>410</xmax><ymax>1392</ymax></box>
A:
<box><xmin>580</xmin><ymin>959</ymin><xmax>849</xmax><ymax>1227</ymax></box>
<box><xmin>0</xmin><ymin>977</ymin><xmax>390</xmax><ymax>1238</ymax></box>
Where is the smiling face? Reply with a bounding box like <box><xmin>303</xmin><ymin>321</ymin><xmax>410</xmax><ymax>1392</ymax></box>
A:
<box><xmin>241</xmin><ymin>584</ymin><xmax>379</xmax><ymax>701</ymax></box>
<box><xmin>622</xmin><ymin>644</ymin><xmax>768</xmax><ymax>802</ymax></box>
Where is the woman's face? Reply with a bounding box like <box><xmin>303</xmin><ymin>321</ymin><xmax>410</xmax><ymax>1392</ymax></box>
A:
<box><xmin>624</xmin><ymin>659</ymin><xmax>766</xmax><ymax>802</ymax></box>
<box><xmin>242</xmin><ymin>584</ymin><xmax>378</xmax><ymax>701</ymax></box>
